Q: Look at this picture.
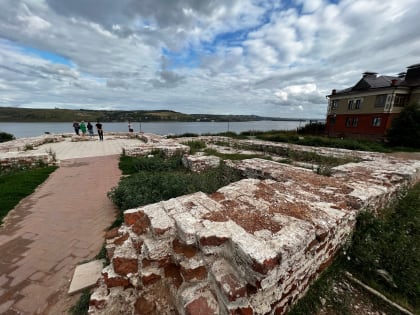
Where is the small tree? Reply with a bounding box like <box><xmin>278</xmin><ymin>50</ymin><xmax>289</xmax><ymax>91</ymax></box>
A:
<box><xmin>0</xmin><ymin>132</ymin><xmax>15</xmax><ymax>143</ymax></box>
<box><xmin>387</xmin><ymin>104</ymin><xmax>420</xmax><ymax>148</ymax></box>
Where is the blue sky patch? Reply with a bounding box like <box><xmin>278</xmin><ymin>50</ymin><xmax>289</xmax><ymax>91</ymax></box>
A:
<box><xmin>22</xmin><ymin>45</ymin><xmax>73</xmax><ymax>67</ymax></box>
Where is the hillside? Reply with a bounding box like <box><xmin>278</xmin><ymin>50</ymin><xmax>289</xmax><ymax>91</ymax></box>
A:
<box><xmin>0</xmin><ymin>107</ymin><xmax>192</xmax><ymax>122</ymax></box>
<box><xmin>0</xmin><ymin>107</ymin><xmax>301</xmax><ymax>122</ymax></box>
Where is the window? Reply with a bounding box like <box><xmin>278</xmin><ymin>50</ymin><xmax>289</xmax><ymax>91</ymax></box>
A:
<box><xmin>346</xmin><ymin>117</ymin><xmax>352</xmax><ymax>127</ymax></box>
<box><xmin>347</xmin><ymin>99</ymin><xmax>362</xmax><ymax>110</ymax></box>
<box><xmin>375</xmin><ymin>94</ymin><xmax>387</xmax><ymax>107</ymax></box>
<box><xmin>331</xmin><ymin>100</ymin><xmax>339</xmax><ymax>110</ymax></box>
<box><xmin>394</xmin><ymin>94</ymin><xmax>407</xmax><ymax>107</ymax></box>
<box><xmin>372</xmin><ymin>117</ymin><xmax>382</xmax><ymax>127</ymax></box>
<box><xmin>352</xmin><ymin>117</ymin><xmax>359</xmax><ymax>127</ymax></box>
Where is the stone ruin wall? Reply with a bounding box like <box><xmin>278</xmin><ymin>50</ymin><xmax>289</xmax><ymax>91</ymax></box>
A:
<box><xmin>88</xmin><ymin>139</ymin><xmax>420</xmax><ymax>315</ymax></box>
<box><xmin>0</xmin><ymin>135</ymin><xmax>63</xmax><ymax>170</ymax></box>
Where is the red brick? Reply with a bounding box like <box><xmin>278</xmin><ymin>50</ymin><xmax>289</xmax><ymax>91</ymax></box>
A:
<box><xmin>132</xmin><ymin>220</ymin><xmax>150</xmax><ymax>235</ymax></box>
<box><xmin>124</xmin><ymin>211</ymin><xmax>150</xmax><ymax>235</ymax></box>
<box><xmin>113</xmin><ymin>233</ymin><xmax>129</xmax><ymax>245</ymax></box>
<box><xmin>103</xmin><ymin>272</ymin><xmax>130</xmax><ymax>288</ymax></box>
<box><xmin>274</xmin><ymin>304</ymin><xmax>286</xmax><ymax>315</ymax></box>
<box><xmin>185</xmin><ymin>296</ymin><xmax>218</xmax><ymax>315</ymax></box>
<box><xmin>153</xmin><ymin>226</ymin><xmax>171</xmax><ymax>236</ymax></box>
<box><xmin>230</xmin><ymin>307</ymin><xmax>253</xmax><ymax>315</ymax></box>
<box><xmin>113</xmin><ymin>257</ymin><xmax>138</xmax><ymax>276</ymax></box>
<box><xmin>89</xmin><ymin>299</ymin><xmax>106</xmax><ymax>310</ymax></box>
<box><xmin>164</xmin><ymin>263</ymin><xmax>183</xmax><ymax>288</ymax></box>
<box><xmin>252</xmin><ymin>256</ymin><xmax>280</xmax><ymax>275</ymax></box>
<box><xmin>199</xmin><ymin>235</ymin><xmax>228</xmax><ymax>247</ymax></box>
<box><xmin>216</xmin><ymin>273</ymin><xmax>247</xmax><ymax>301</ymax></box>
<box><xmin>181</xmin><ymin>265</ymin><xmax>208</xmax><ymax>281</ymax></box>
<box><xmin>142</xmin><ymin>273</ymin><xmax>162</xmax><ymax>286</ymax></box>
<box><xmin>134</xmin><ymin>296</ymin><xmax>156</xmax><ymax>315</ymax></box>
<box><xmin>105</xmin><ymin>227</ymin><xmax>120</xmax><ymax>239</ymax></box>
<box><xmin>173</xmin><ymin>239</ymin><xmax>198</xmax><ymax>258</ymax></box>
<box><xmin>124</xmin><ymin>210</ymin><xmax>146</xmax><ymax>226</ymax></box>
<box><xmin>133</xmin><ymin>239</ymin><xmax>144</xmax><ymax>254</ymax></box>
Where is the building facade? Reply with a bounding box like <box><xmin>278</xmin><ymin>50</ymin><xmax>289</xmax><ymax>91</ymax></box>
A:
<box><xmin>326</xmin><ymin>63</ymin><xmax>420</xmax><ymax>139</ymax></box>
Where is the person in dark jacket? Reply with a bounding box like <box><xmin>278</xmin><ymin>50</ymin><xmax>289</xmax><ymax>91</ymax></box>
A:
<box><xmin>95</xmin><ymin>121</ymin><xmax>104</xmax><ymax>141</ymax></box>
<box><xmin>72</xmin><ymin>121</ymin><xmax>80</xmax><ymax>135</ymax></box>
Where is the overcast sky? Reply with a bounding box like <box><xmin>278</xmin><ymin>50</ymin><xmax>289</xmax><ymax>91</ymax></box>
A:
<box><xmin>0</xmin><ymin>0</ymin><xmax>419</xmax><ymax>118</ymax></box>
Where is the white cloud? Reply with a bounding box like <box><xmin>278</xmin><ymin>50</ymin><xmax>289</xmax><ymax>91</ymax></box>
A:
<box><xmin>0</xmin><ymin>0</ymin><xmax>419</xmax><ymax>118</ymax></box>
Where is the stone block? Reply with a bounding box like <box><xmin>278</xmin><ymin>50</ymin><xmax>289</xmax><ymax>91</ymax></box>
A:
<box><xmin>68</xmin><ymin>259</ymin><xmax>105</xmax><ymax>294</ymax></box>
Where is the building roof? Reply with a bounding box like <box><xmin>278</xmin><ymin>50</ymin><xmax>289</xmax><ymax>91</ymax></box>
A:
<box><xmin>336</xmin><ymin>75</ymin><xmax>402</xmax><ymax>94</ymax></box>
<box><xmin>330</xmin><ymin>63</ymin><xmax>420</xmax><ymax>97</ymax></box>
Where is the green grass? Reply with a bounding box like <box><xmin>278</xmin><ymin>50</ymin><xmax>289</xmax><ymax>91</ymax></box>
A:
<box><xmin>288</xmin><ymin>259</ymin><xmax>353</xmax><ymax>315</ymax></box>
<box><xmin>0</xmin><ymin>166</ymin><xmax>57</xmax><ymax>223</ymax></box>
<box><xmin>345</xmin><ymin>182</ymin><xmax>420</xmax><ymax>313</ymax></box>
<box><xmin>69</xmin><ymin>289</ymin><xmax>91</xmax><ymax>315</ymax></box>
<box><xmin>184</xmin><ymin>140</ymin><xmax>207</xmax><ymax>154</ymax></box>
<box><xmin>289</xmin><ymin>182</ymin><xmax>420</xmax><ymax>315</ymax></box>
<box><xmin>253</xmin><ymin>130</ymin><xmax>393</xmax><ymax>152</ymax></box>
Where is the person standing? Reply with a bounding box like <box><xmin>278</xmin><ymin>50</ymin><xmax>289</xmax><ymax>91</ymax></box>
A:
<box><xmin>72</xmin><ymin>121</ymin><xmax>80</xmax><ymax>135</ymax></box>
<box><xmin>80</xmin><ymin>121</ymin><xmax>87</xmax><ymax>136</ymax></box>
<box><xmin>128</xmin><ymin>121</ymin><xmax>133</xmax><ymax>133</ymax></box>
<box><xmin>87</xmin><ymin>121</ymin><xmax>94</xmax><ymax>137</ymax></box>
<box><xmin>96</xmin><ymin>121</ymin><xmax>104</xmax><ymax>141</ymax></box>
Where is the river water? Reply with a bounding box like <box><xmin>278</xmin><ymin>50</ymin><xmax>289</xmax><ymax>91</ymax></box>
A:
<box><xmin>0</xmin><ymin>120</ymin><xmax>312</xmax><ymax>138</ymax></box>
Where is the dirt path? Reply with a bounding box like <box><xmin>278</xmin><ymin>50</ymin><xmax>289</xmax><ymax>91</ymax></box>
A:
<box><xmin>0</xmin><ymin>155</ymin><xmax>121</xmax><ymax>314</ymax></box>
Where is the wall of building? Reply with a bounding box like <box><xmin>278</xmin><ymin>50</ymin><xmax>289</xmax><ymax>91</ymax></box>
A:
<box><xmin>325</xmin><ymin>113</ymin><xmax>399</xmax><ymax>139</ymax></box>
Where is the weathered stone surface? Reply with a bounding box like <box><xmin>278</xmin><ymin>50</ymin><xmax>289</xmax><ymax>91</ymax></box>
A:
<box><xmin>182</xmin><ymin>154</ymin><xmax>221</xmax><ymax>172</ymax></box>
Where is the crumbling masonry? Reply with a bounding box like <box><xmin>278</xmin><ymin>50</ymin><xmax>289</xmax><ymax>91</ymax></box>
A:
<box><xmin>88</xmin><ymin>135</ymin><xmax>420</xmax><ymax>315</ymax></box>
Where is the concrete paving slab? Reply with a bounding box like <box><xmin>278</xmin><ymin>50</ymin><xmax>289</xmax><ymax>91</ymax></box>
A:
<box><xmin>68</xmin><ymin>260</ymin><xmax>105</xmax><ymax>294</ymax></box>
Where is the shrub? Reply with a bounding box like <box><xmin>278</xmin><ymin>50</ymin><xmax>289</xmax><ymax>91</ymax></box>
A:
<box><xmin>0</xmin><ymin>132</ymin><xmax>15</xmax><ymax>143</ymax></box>
<box><xmin>387</xmin><ymin>104</ymin><xmax>420</xmax><ymax>148</ymax></box>
<box><xmin>109</xmin><ymin>163</ymin><xmax>242</xmax><ymax>211</ymax></box>
<box><xmin>118</xmin><ymin>154</ymin><xmax>183</xmax><ymax>175</ymax></box>
<box><xmin>297</xmin><ymin>122</ymin><xmax>326</xmax><ymax>135</ymax></box>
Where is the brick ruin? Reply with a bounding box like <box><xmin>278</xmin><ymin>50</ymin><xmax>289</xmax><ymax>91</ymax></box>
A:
<box><xmin>88</xmin><ymin>136</ymin><xmax>420</xmax><ymax>315</ymax></box>
<box><xmin>0</xmin><ymin>135</ymin><xmax>63</xmax><ymax>170</ymax></box>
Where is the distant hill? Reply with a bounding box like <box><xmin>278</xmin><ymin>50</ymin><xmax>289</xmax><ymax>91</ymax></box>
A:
<box><xmin>0</xmin><ymin>107</ymin><xmax>307</xmax><ymax>122</ymax></box>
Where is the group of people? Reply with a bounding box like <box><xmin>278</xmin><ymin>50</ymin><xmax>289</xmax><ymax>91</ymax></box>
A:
<box><xmin>72</xmin><ymin>121</ymin><xmax>104</xmax><ymax>141</ymax></box>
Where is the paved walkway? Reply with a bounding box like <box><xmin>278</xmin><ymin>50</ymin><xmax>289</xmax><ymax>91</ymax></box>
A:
<box><xmin>0</xmin><ymin>141</ymin><xmax>124</xmax><ymax>314</ymax></box>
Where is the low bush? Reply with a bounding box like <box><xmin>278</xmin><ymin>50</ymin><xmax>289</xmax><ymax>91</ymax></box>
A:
<box><xmin>118</xmin><ymin>153</ymin><xmax>183</xmax><ymax>175</ymax></box>
<box><xmin>0</xmin><ymin>131</ymin><xmax>15</xmax><ymax>143</ymax></box>
<box><xmin>109</xmin><ymin>155</ymin><xmax>243</xmax><ymax>226</ymax></box>
<box><xmin>297</xmin><ymin>122</ymin><xmax>326</xmax><ymax>135</ymax></box>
